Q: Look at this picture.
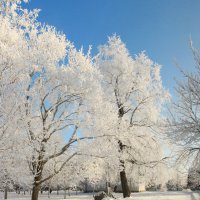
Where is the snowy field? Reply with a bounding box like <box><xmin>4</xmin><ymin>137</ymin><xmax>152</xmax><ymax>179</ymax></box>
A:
<box><xmin>0</xmin><ymin>191</ymin><xmax>199</xmax><ymax>200</ymax></box>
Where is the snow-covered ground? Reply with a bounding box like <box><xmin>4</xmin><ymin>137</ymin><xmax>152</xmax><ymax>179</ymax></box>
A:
<box><xmin>0</xmin><ymin>191</ymin><xmax>199</xmax><ymax>200</ymax></box>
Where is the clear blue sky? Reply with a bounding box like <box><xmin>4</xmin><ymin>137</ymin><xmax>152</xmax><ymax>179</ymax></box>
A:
<box><xmin>24</xmin><ymin>0</ymin><xmax>200</xmax><ymax>96</ymax></box>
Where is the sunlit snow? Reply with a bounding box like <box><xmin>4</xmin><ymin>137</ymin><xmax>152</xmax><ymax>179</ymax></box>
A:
<box><xmin>0</xmin><ymin>191</ymin><xmax>199</xmax><ymax>200</ymax></box>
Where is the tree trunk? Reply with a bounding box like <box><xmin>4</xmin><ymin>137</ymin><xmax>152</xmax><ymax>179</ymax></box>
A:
<box><xmin>106</xmin><ymin>181</ymin><xmax>112</xmax><ymax>196</ymax></box>
<box><xmin>106</xmin><ymin>181</ymin><xmax>109</xmax><ymax>194</ymax></box>
<box><xmin>57</xmin><ymin>186</ymin><xmax>59</xmax><ymax>195</ymax></box>
<box><xmin>4</xmin><ymin>187</ymin><xmax>8</xmax><ymax>200</ymax></box>
<box><xmin>64</xmin><ymin>189</ymin><xmax>67</xmax><ymax>199</ymax></box>
<box><xmin>118</xmin><ymin>139</ymin><xmax>131</xmax><ymax>198</ymax></box>
<box><xmin>120</xmin><ymin>170</ymin><xmax>131</xmax><ymax>198</ymax></box>
<box><xmin>31</xmin><ymin>185</ymin><xmax>40</xmax><ymax>200</ymax></box>
<box><xmin>48</xmin><ymin>187</ymin><xmax>50</xmax><ymax>198</ymax></box>
<box><xmin>84</xmin><ymin>179</ymin><xmax>88</xmax><ymax>193</ymax></box>
<box><xmin>68</xmin><ymin>189</ymin><xmax>71</xmax><ymax>196</ymax></box>
<box><xmin>92</xmin><ymin>184</ymin><xmax>95</xmax><ymax>193</ymax></box>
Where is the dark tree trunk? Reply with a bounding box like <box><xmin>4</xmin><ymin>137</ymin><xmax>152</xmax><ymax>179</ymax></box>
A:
<box><xmin>4</xmin><ymin>187</ymin><xmax>8</xmax><ymax>199</ymax></box>
<box><xmin>120</xmin><ymin>170</ymin><xmax>131</xmax><ymax>198</ymax></box>
<box><xmin>84</xmin><ymin>179</ymin><xmax>88</xmax><ymax>193</ymax></box>
<box><xmin>64</xmin><ymin>189</ymin><xmax>67</xmax><ymax>199</ymax></box>
<box><xmin>118</xmin><ymin>140</ymin><xmax>131</xmax><ymax>198</ymax></box>
<box><xmin>106</xmin><ymin>181</ymin><xmax>111</xmax><ymax>196</ymax></box>
<box><xmin>48</xmin><ymin>187</ymin><xmax>51</xmax><ymax>198</ymax></box>
<box><xmin>106</xmin><ymin>181</ymin><xmax>114</xmax><ymax>197</ymax></box>
<box><xmin>31</xmin><ymin>151</ymin><xmax>45</xmax><ymax>200</ymax></box>
<box><xmin>68</xmin><ymin>189</ymin><xmax>71</xmax><ymax>196</ymax></box>
<box><xmin>31</xmin><ymin>184</ymin><xmax>40</xmax><ymax>200</ymax></box>
<box><xmin>57</xmin><ymin>186</ymin><xmax>59</xmax><ymax>195</ymax></box>
<box><xmin>117</xmin><ymin>106</ymin><xmax>131</xmax><ymax>198</ymax></box>
<box><xmin>113</xmin><ymin>185</ymin><xmax>117</xmax><ymax>193</ymax></box>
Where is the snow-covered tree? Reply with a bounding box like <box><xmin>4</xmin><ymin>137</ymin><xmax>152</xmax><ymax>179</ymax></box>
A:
<box><xmin>0</xmin><ymin>0</ymin><xmax>31</xmax><ymax>154</ymax></box>
<box><xmin>0</xmin><ymin>1</ymin><xmax>35</xmax><ymax>197</ymax></box>
<box><xmin>187</xmin><ymin>152</ymin><xmax>200</xmax><ymax>190</ymax></box>
<box><xmin>0</xmin><ymin>135</ymin><xmax>32</xmax><ymax>199</ymax></box>
<box><xmin>95</xmin><ymin>35</ymin><xmax>169</xmax><ymax>197</ymax></box>
<box><xmin>167</xmin><ymin>42</ymin><xmax>200</xmax><ymax>164</ymax></box>
<box><xmin>0</xmin><ymin>1</ymin><xmax>104</xmax><ymax>200</ymax></box>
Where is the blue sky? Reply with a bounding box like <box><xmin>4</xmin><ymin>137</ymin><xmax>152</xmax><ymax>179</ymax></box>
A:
<box><xmin>24</xmin><ymin>0</ymin><xmax>200</xmax><ymax>96</ymax></box>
